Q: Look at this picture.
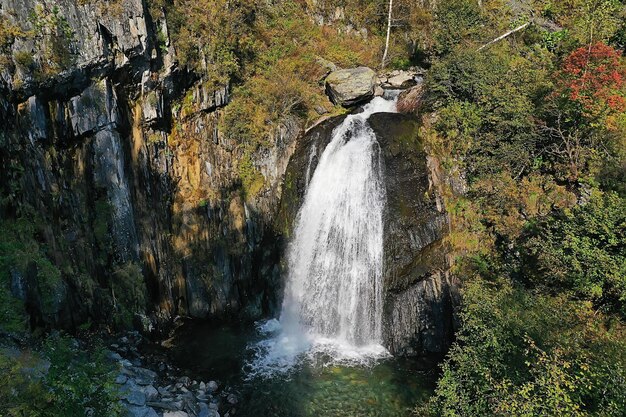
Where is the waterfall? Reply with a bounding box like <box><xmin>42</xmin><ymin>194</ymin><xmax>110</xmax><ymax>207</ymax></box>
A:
<box><xmin>249</xmin><ymin>96</ymin><xmax>397</xmax><ymax>376</ymax></box>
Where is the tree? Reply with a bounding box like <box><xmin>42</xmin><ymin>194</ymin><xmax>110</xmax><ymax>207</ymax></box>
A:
<box><xmin>557</xmin><ymin>42</ymin><xmax>626</xmax><ymax>118</ymax></box>
<box><xmin>521</xmin><ymin>190</ymin><xmax>626</xmax><ymax>317</ymax></box>
<box><xmin>381</xmin><ymin>0</ymin><xmax>393</xmax><ymax>67</ymax></box>
<box><xmin>547</xmin><ymin>0</ymin><xmax>624</xmax><ymax>46</ymax></box>
<box><xmin>542</xmin><ymin>42</ymin><xmax>626</xmax><ymax>181</ymax></box>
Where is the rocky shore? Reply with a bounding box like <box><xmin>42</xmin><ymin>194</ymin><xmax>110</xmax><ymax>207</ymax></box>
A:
<box><xmin>109</xmin><ymin>332</ymin><xmax>238</xmax><ymax>417</ymax></box>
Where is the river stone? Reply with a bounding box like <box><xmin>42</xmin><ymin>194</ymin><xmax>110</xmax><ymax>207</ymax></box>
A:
<box><xmin>126</xmin><ymin>405</ymin><xmax>159</xmax><ymax>417</ymax></box>
<box><xmin>164</xmin><ymin>412</ymin><xmax>189</xmax><ymax>417</ymax></box>
<box><xmin>147</xmin><ymin>401</ymin><xmax>180</xmax><ymax>411</ymax></box>
<box><xmin>141</xmin><ymin>385</ymin><xmax>159</xmax><ymax>401</ymax></box>
<box><xmin>115</xmin><ymin>374</ymin><xmax>128</xmax><ymax>384</ymax></box>
<box><xmin>144</xmin><ymin>408</ymin><xmax>159</xmax><ymax>417</ymax></box>
<box><xmin>132</xmin><ymin>367</ymin><xmax>158</xmax><ymax>385</ymax></box>
<box><xmin>206</xmin><ymin>381</ymin><xmax>218</xmax><ymax>392</ymax></box>
<box><xmin>183</xmin><ymin>396</ymin><xmax>200</xmax><ymax>415</ymax></box>
<box><xmin>226</xmin><ymin>393</ymin><xmax>238</xmax><ymax>405</ymax></box>
<box><xmin>198</xmin><ymin>403</ymin><xmax>210</xmax><ymax>417</ymax></box>
<box><xmin>126</xmin><ymin>390</ymin><xmax>147</xmax><ymax>406</ymax></box>
<box><xmin>325</xmin><ymin>67</ymin><xmax>376</xmax><ymax>107</ymax></box>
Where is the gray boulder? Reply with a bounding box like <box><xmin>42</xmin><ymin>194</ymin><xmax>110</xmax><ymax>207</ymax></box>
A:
<box><xmin>126</xmin><ymin>405</ymin><xmax>159</xmax><ymax>417</ymax></box>
<box><xmin>164</xmin><ymin>411</ymin><xmax>190</xmax><ymax>417</ymax></box>
<box><xmin>132</xmin><ymin>367</ymin><xmax>158</xmax><ymax>386</ymax></box>
<box><xmin>325</xmin><ymin>67</ymin><xmax>376</xmax><ymax>106</ymax></box>
<box><xmin>126</xmin><ymin>390</ymin><xmax>147</xmax><ymax>406</ymax></box>
<box><xmin>206</xmin><ymin>381</ymin><xmax>218</xmax><ymax>392</ymax></box>
<box><xmin>140</xmin><ymin>385</ymin><xmax>159</xmax><ymax>401</ymax></box>
<box><xmin>384</xmin><ymin>71</ymin><xmax>418</xmax><ymax>88</ymax></box>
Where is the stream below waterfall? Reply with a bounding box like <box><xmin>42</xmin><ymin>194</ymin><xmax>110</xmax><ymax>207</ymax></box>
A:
<box><xmin>164</xmin><ymin>320</ymin><xmax>438</xmax><ymax>417</ymax></box>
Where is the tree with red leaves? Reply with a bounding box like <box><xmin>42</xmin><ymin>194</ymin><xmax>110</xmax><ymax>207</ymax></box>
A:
<box><xmin>557</xmin><ymin>42</ymin><xmax>626</xmax><ymax>121</ymax></box>
<box><xmin>544</xmin><ymin>42</ymin><xmax>626</xmax><ymax>182</ymax></box>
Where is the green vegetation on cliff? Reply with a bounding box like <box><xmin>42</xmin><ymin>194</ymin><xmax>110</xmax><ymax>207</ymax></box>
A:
<box><xmin>0</xmin><ymin>335</ymin><xmax>122</xmax><ymax>417</ymax></box>
<box><xmin>150</xmin><ymin>0</ymin><xmax>432</xmax><ymax>197</ymax></box>
<box><xmin>1</xmin><ymin>0</ymin><xmax>625</xmax><ymax>415</ymax></box>
<box><xmin>416</xmin><ymin>1</ymin><xmax>626</xmax><ymax>416</ymax></box>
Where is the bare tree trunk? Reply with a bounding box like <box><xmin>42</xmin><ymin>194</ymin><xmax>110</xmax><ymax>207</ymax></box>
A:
<box><xmin>381</xmin><ymin>0</ymin><xmax>393</xmax><ymax>68</ymax></box>
<box><xmin>477</xmin><ymin>22</ymin><xmax>530</xmax><ymax>51</ymax></box>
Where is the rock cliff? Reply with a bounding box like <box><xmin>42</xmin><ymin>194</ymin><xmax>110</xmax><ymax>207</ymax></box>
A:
<box><xmin>0</xmin><ymin>0</ymin><xmax>297</xmax><ymax>329</ymax></box>
<box><xmin>277</xmin><ymin>111</ymin><xmax>459</xmax><ymax>356</ymax></box>
<box><xmin>1</xmin><ymin>1</ymin><xmax>458</xmax><ymax>355</ymax></box>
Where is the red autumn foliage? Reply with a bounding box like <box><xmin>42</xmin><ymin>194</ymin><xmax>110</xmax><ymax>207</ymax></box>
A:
<box><xmin>556</xmin><ymin>42</ymin><xmax>626</xmax><ymax>117</ymax></box>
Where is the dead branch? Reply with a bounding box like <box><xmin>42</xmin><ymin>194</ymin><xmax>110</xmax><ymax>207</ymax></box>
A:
<box><xmin>477</xmin><ymin>22</ymin><xmax>531</xmax><ymax>51</ymax></box>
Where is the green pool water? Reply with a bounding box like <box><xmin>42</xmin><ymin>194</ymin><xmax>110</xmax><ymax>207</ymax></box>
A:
<box><xmin>164</xmin><ymin>321</ymin><xmax>438</xmax><ymax>417</ymax></box>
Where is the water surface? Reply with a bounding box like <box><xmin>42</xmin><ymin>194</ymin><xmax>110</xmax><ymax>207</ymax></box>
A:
<box><xmin>166</xmin><ymin>320</ymin><xmax>437</xmax><ymax>417</ymax></box>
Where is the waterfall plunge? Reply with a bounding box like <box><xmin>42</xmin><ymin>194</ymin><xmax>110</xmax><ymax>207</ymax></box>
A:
<box><xmin>249</xmin><ymin>97</ymin><xmax>396</xmax><ymax>376</ymax></box>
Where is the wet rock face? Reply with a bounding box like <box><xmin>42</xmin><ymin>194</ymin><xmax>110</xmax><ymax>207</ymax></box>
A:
<box><xmin>278</xmin><ymin>112</ymin><xmax>459</xmax><ymax>356</ymax></box>
<box><xmin>369</xmin><ymin>113</ymin><xmax>459</xmax><ymax>356</ymax></box>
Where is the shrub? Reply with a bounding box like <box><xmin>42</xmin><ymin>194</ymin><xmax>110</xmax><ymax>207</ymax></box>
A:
<box><xmin>111</xmin><ymin>262</ymin><xmax>147</xmax><ymax>328</ymax></box>
<box><xmin>29</xmin><ymin>4</ymin><xmax>76</xmax><ymax>77</ymax></box>
<box><xmin>0</xmin><ymin>335</ymin><xmax>122</xmax><ymax>417</ymax></box>
<box><xmin>0</xmin><ymin>218</ymin><xmax>65</xmax><ymax>330</ymax></box>
<box><xmin>13</xmin><ymin>50</ymin><xmax>34</xmax><ymax>69</ymax></box>
<box><xmin>426</xmin><ymin>43</ymin><xmax>552</xmax><ymax>180</ymax></box>
<box><xmin>521</xmin><ymin>190</ymin><xmax>626</xmax><ymax>316</ymax></box>
<box><xmin>424</xmin><ymin>278</ymin><xmax>626</xmax><ymax>417</ymax></box>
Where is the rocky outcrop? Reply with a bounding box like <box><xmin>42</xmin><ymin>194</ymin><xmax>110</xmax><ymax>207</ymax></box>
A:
<box><xmin>109</xmin><ymin>332</ymin><xmax>235</xmax><ymax>417</ymax></box>
<box><xmin>0</xmin><ymin>0</ymin><xmax>298</xmax><ymax>330</ymax></box>
<box><xmin>368</xmin><ymin>113</ymin><xmax>458</xmax><ymax>356</ymax></box>
<box><xmin>396</xmin><ymin>84</ymin><xmax>426</xmax><ymax>114</ymax></box>
<box><xmin>277</xmin><ymin>111</ymin><xmax>459</xmax><ymax>357</ymax></box>
<box><xmin>325</xmin><ymin>67</ymin><xmax>376</xmax><ymax>106</ymax></box>
<box><xmin>1</xmin><ymin>0</ymin><xmax>151</xmax><ymax>99</ymax></box>
<box><xmin>378</xmin><ymin>69</ymin><xmax>423</xmax><ymax>89</ymax></box>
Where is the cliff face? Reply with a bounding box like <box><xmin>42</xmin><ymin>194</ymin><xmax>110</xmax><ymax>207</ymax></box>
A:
<box><xmin>1</xmin><ymin>1</ymin><xmax>457</xmax><ymax>352</ymax></box>
<box><xmin>0</xmin><ymin>0</ymin><xmax>297</xmax><ymax>329</ymax></box>
<box><xmin>369</xmin><ymin>113</ymin><xmax>459</xmax><ymax>356</ymax></box>
<box><xmin>278</xmin><ymin>112</ymin><xmax>459</xmax><ymax>356</ymax></box>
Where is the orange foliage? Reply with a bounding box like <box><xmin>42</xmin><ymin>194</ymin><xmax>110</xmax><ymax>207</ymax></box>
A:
<box><xmin>557</xmin><ymin>42</ymin><xmax>626</xmax><ymax>120</ymax></box>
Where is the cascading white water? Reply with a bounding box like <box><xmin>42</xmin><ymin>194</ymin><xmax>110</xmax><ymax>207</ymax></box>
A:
<box><xmin>249</xmin><ymin>96</ymin><xmax>397</xmax><ymax>376</ymax></box>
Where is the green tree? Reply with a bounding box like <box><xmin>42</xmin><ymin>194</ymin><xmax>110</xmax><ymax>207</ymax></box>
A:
<box><xmin>423</xmin><ymin>278</ymin><xmax>626</xmax><ymax>417</ymax></box>
<box><xmin>521</xmin><ymin>190</ymin><xmax>626</xmax><ymax>316</ymax></box>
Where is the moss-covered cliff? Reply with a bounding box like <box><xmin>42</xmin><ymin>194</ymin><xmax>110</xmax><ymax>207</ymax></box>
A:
<box><xmin>276</xmin><ymin>110</ymin><xmax>458</xmax><ymax>356</ymax></box>
<box><xmin>0</xmin><ymin>0</ymin><xmax>304</xmax><ymax>330</ymax></box>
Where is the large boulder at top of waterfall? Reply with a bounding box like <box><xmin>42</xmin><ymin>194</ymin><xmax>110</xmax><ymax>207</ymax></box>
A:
<box><xmin>325</xmin><ymin>67</ymin><xmax>377</xmax><ymax>106</ymax></box>
<box><xmin>379</xmin><ymin>69</ymin><xmax>424</xmax><ymax>89</ymax></box>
